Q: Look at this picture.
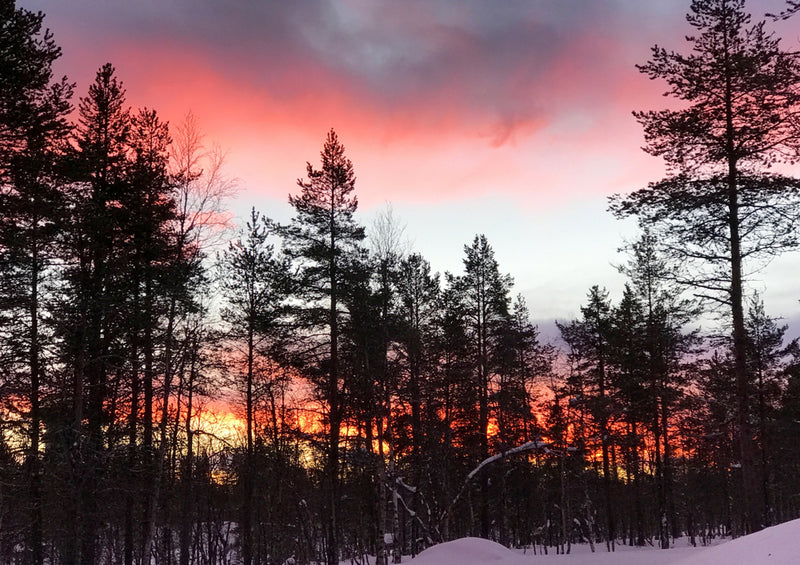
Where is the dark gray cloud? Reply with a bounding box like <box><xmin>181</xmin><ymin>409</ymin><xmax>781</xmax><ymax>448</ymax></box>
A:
<box><xmin>22</xmin><ymin>3</ymin><xmax>670</xmax><ymax>89</ymax></box>
<box><xmin>21</xmin><ymin>0</ymin><xmax>796</xmax><ymax>141</ymax></box>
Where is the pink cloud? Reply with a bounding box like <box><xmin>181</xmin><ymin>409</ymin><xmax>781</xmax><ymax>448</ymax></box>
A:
<box><xmin>38</xmin><ymin>0</ymin><xmax>703</xmax><ymax>213</ymax></box>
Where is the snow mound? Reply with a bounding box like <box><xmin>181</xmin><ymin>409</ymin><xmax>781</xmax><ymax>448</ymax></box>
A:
<box><xmin>410</xmin><ymin>519</ymin><xmax>800</xmax><ymax>565</ymax></box>
<box><xmin>414</xmin><ymin>537</ymin><xmax>524</xmax><ymax>565</ymax></box>
<box><xmin>671</xmin><ymin>518</ymin><xmax>800</xmax><ymax>565</ymax></box>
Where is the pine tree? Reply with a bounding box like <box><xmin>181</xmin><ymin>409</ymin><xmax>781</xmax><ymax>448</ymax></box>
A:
<box><xmin>558</xmin><ymin>286</ymin><xmax>616</xmax><ymax>550</ymax></box>
<box><xmin>451</xmin><ymin>234</ymin><xmax>513</xmax><ymax>538</ymax></box>
<box><xmin>392</xmin><ymin>252</ymin><xmax>440</xmax><ymax>553</ymax></box>
<box><xmin>494</xmin><ymin>295</ymin><xmax>543</xmax><ymax>450</ymax></box>
<box><xmin>608</xmin><ymin>285</ymin><xmax>648</xmax><ymax>546</ymax></box>
<box><xmin>360</xmin><ymin>206</ymin><xmax>406</xmax><ymax>564</ymax></box>
<box><xmin>743</xmin><ymin>296</ymin><xmax>794</xmax><ymax>526</ymax></box>
<box><xmin>217</xmin><ymin>207</ymin><xmax>290</xmax><ymax>565</ymax></box>
<box><xmin>61</xmin><ymin>62</ymin><xmax>130</xmax><ymax>565</ymax></box>
<box><xmin>610</xmin><ymin>0</ymin><xmax>800</xmax><ymax>534</ymax></box>
<box><xmin>394</xmin><ymin>253</ymin><xmax>440</xmax><ymax>455</ymax></box>
<box><xmin>433</xmin><ymin>281</ymin><xmax>473</xmax><ymax>538</ymax></box>
<box><xmin>121</xmin><ymin>106</ymin><xmax>177</xmax><ymax>565</ymax></box>
<box><xmin>492</xmin><ymin>295</ymin><xmax>547</xmax><ymax>546</ymax></box>
<box><xmin>616</xmin><ymin>228</ymin><xmax>698</xmax><ymax>546</ymax></box>
<box><xmin>278</xmin><ymin>129</ymin><xmax>366</xmax><ymax>565</ymax></box>
<box><xmin>0</xmin><ymin>2</ymin><xmax>72</xmax><ymax>563</ymax></box>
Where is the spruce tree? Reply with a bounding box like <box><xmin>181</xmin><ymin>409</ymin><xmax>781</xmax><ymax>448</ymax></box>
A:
<box><xmin>616</xmin><ymin>229</ymin><xmax>698</xmax><ymax>546</ymax></box>
<box><xmin>122</xmin><ymin>106</ymin><xmax>177</xmax><ymax>565</ymax></box>
<box><xmin>609</xmin><ymin>285</ymin><xmax>648</xmax><ymax>546</ymax></box>
<box><xmin>393</xmin><ymin>252</ymin><xmax>440</xmax><ymax>553</ymax></box>
<box><xmin>433</xmin><ymin>281</ymin><xmax>472</xmax><ymax>538</ymax></box>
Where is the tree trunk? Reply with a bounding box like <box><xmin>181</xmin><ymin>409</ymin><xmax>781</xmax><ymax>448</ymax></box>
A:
<box><xmin>179</xmin><ymin>341</ymin><xmax>197</xmax><ymax>565</ymax></box>
<box><xmin>125</xmin><ymin>332</ymin><xmax>139</xmax><ymax>565</ymax></box>
<box><xmin>631</xmin><ymin>422</ymin><xmax>644</xmax><ymax>546</ymax></box>
<box><xmin>140</xmin><ymin>287</ymin><xmax>180</xmax><ymax>564</ymax></box>
<box><xmin>242</xmin><ymin>316</ymin><xmax>255</xmax><ymax>565</ymax></box>
<box><xmin>598</xmin><ymin>360</ymin><xmax>615</xmax><ymax>551</ymax></box>
<box><xmin>375</xmin><ymin>414</ymin><xmax>388</xmax><ymax>565</ymax></box>
<box><xmin>478</xmin><ymin>298</ymin><xmax>490</xmax><ymax>539</ymax></box>
<box><xmin>722</xmin><ymin>25</ymin><xmax>759</xmax><ymax>534</ymax></box>
<box><xmin>327</xmin><ymin>209</ymin><xmax>340</xmax><ymax>565</ymax></box>
<box><xmin>29</xmin><ymin>232</ymin><xmax>43</xmax><ymax>565</ymax></box>
<box><xmin>661</xmin><ymin>386</ymin><xmax>678</xmax><ymax>540</ymax></box>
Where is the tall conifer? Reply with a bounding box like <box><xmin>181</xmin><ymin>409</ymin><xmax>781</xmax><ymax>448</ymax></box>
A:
<box><xmin>611</xmin><ymin>0</ymin><xmax>800</xmax><ymax>533</ymax></box>
<box><xmin>0</xmin><ymin>2</ymin><xmax>72</xmax><ymax>563</ymax></box>
<box><xmin>279</xmin><ymin>129</ymin><xmax>366</xmax><ymax>565</ymax></box>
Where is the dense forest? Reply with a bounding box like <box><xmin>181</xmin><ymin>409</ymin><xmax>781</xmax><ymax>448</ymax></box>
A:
<box><xmin>3</xmin><ymin>0</ymin><xmax>800</xmax><ymax>564</ymax></box>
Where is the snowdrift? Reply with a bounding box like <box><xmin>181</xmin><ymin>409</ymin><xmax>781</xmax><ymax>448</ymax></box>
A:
<box><xmin>671</xmin><ymin>518</ymin><xmax>800</xmax><ymax>565</ymax></box>
<box><xmin>411</xmin><ymin>518</ymin><xmax>800</xmax><ymax>565</ymax></box>
<box><xmin>414</xmin><ymin>537</ymin><xmax>523</xmax><ymax>565</ymax></box>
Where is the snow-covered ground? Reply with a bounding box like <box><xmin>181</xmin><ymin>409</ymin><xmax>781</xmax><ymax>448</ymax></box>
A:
<box><xmin>410</xmin><ymin>518</ymin><xmax>800</xmax><ymax>565</ymax></box>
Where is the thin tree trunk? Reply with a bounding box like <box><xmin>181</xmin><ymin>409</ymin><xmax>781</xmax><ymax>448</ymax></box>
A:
<box><xmin>80</xmin><ymin>223</ymin><xmax>109</xmax><ymax>565</ymax></box>
<box><xmin>376</xmin><ymin>406</ymin><xmax>387</xmax><ymax>565</ymax></box>
<box><xmin>389</xmin><ymin>409</ymin><xmax>401</xmax><ymax>564</ymax></box>
<box><xmin>140</xmin><ymin>270</ymin><xmax>157</xmax><ymax>561</ymax></box>
<box><xmin>179</xmin><ymin>340</ymin><xmax>197</xmax><ymax>565</ymax></box>
<box><xmin>721</xmin><ymin>23</ymin><xmax>759</xmax><ymax>534</ymax></box>
<box><xmin>125</xmin><ymin>330</ymin><xmax>139</xmax><ymax>565</ymax></box>
<box><xmin>478</xmin><ymin>296</ymin><xmax>490</xmax><ymax>539</ymax></box>
<box><xmin>327</xmin><ymin>206</ymin><xmax>340</xmax><ymax>565</ymax></box>
<box><xmin>141</xmin><ymin>285</ymin><xmax>180</xmax><ymax>564</ymax></box>
<box><xmin>599</xmin><ymin>360</ymin><xmax>615</xmax><ymax>552</ymax></box>
<box><xmin>631</xmin><ymin>422</ymin><xmax>644</xmax><ymax>546</ymax></box>
<box><xmin>661</xmin><ymin>386</ymin><xmax>678</xmax><ymax>540</ymax></box>
<box><xmin>757</xmin><ymin>366</ymin><xmax>772</xmax><ymax>526</ymax></box>
<box><xmin>29</xmin><ymin>231</ymin><xmax>43</xmax><ymax>565</ymax></box>
<box><xmin>242</xmin><ymin>315</ymin><xmax>255</xmax><ymax>565</ymax></box>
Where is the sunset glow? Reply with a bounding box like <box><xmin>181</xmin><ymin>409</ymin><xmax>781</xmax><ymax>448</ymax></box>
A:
<box><xmin>19</xmin><ymin>0</ymin><xmax>800</xmax><ymax>328</ymax></box>
<box><xmin>191</xmin><ymin>403</ymin><xmax>246</xmax><ymax>449</ymax></box>
<box><xmin>7</xmin><ymin>3</ymin><xmax>800</xmax><ymax>561</ymax></box>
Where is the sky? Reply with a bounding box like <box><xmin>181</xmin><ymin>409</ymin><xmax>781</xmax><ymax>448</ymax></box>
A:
<box><xmin>20</xmin><ymin>0</ymin><xmax>800</xmax><ymax>336</ymax></box>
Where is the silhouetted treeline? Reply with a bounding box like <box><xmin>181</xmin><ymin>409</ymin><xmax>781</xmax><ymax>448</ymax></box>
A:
<box><xmin>3</xmin><ymin>1</ymin><xmax>800</xmax><ymax>565</ymax></box>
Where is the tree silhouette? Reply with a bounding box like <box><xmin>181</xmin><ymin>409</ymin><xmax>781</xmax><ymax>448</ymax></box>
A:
<box><xmin>278</xmin><ymin>129</ymin><xmax>366</xmax><ymax>565</ymax></box>
<box><xmin>611</xmin><ymin>0</ymin><xmax>800</xmax><ymax>534</ymax></box>
<box><xmin>0</xmin><ymin>2</ymin><xmax>72</xmax><ymax>563</ymax></box>
<box><xmin>217</xmin><ymin>207</ymin><xmax>290</xmax><ymax>565</ymax></box>
<box><xmin>559</xmin><ymin>286</ymin><xmax>616</xmax><ymax>550</ymax></box>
